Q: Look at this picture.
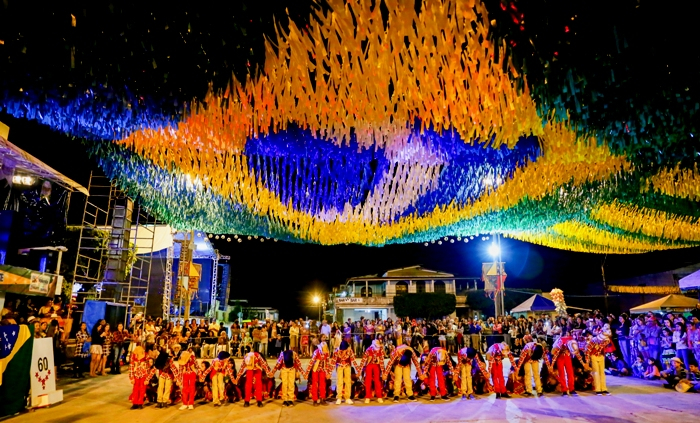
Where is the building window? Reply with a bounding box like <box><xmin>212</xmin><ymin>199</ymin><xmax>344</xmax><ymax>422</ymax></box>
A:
<box><xmin>434</xmin><ymin>281</ymin><xmax>446</xmax><ymax>293</ymax></box>
<box><xmin>416</xmin><ymin>280</ymin><xmax>426</xmax><ymax>293</ymax></box>
<box><xmin>395</xmin><ymin>281</ymin><xmax>408</xmax><ymax>295</ymax></box>
<box><xmin>361</xmin><ymin>286</ymin><xmax>373</xmax><ymax>297</ymax></box>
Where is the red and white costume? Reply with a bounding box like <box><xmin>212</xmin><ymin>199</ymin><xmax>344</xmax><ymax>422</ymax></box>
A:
<box><xmin>421</xmin><ymin>347</ymin><xmax>454</xmax><ymax>398</ymax></box>
<box><xmin>485</xmin><ymin>343</ymin><xmax>514</xmax><ymax>395</ymax></box>
<box><xmin>359</xmin><ymin>340</ymin><xmax>385</xmax><ymax>400</ymax></box>
<box><xmin>128</xmin><ymin>351</ymin><xmax>154</xmax><ymax>406</ymax></box>
<box><xmin>515</xmin><ymin>342</ymin><xmax>543</xmax><ymax>395</ymax></box>
<box><xmin>235</xmin><ymin>351</ymin><xmax>271</xmax><ymax>404</ymax></box>
<box><xmin>455</xmin><ymin>347</ymin><xmax>490</xmax><ymax>396</ymax></box>
<box><xmin>549</xmin><ymin>336</ymin><xmax>585</xmax><ymax>394</ymax></box>
<box><xmin>176</xmin><ymin>353</ymin><xmax>199</xmax><ymax>407</ymax></box>
<box><xmin>383</xmin><ymin>344</ymin><xmax>422</xmax><ymax>398</ymax></box>
<box><xmin>269</xmin><ymin>350</ymin><xmax>304</xmax><ymax>402</ymax></box>
<box><xmin>586</xmin><ymin>334</ymin><xmax>611</xmax><ymax>393</ymax></box>
<box><xmin>202</xmin><ymin>356</ymin><xmax>236</xmax><ymax>405</ymax></box>
<box><xmin>331</xmin><ymin>346</ymin><xmax>359</xmax><ymax>401</ymax></box>
<box><xmin>304</xmin><ymin>343</ymin><xmax>333</xmax><ymax>402</ymax></box>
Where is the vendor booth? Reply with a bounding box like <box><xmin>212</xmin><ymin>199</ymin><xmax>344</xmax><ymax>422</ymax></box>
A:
<box><xmin>629</xmin><ymin>294</ymin><xmax>699</xmax><ymax>314</ymax></box>
<box><xmin>510</xmin><ymin>294</ymin><xmax>556</xmax><ymax>317</ymax></box>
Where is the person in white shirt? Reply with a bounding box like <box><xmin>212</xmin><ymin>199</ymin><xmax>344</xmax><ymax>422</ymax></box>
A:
<box><xmin>320</xmin><ymin>320</ymin><xmax>331</xmax><ymax>339</ymax></box>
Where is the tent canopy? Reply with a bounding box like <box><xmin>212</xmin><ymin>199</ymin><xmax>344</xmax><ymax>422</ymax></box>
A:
<box><xmin>679</xmin><ymin>269</ymin><xmax>700</xmax><ymax>290</ymax></box>
<box><xmin>511</xmin><ymin>294</ymin><xmax>556</xmax><ymax>313</ymax></box>
<box><xmin>1</xmin><ymin>134</ymin><xmax>88</xmax><ymax>195</ymax></box>
<box><xmin>629</xmin><ymin>294</ymin><xmax>699</xmax><ymax>314</ymax></box>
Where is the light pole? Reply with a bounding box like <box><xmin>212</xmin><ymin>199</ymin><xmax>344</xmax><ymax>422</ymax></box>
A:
<box><xmin>312</xmin><ymin>295</ymin><xmax>321</xmax><ymax>321</ymax></box>
<box><xmin>488</xmin><ymin>235</ymin><xmax>505</xmax><ymax>317</ymax></box>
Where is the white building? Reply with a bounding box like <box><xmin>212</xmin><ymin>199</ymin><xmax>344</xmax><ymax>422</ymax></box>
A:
<box><xmin>332</xmin><ymin>265</ymin><xmax>469</xmax><ymax>321</ymax></box>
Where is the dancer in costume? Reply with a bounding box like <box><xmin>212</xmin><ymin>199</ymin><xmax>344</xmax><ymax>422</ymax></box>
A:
<box><xmin>514</xmin><ymin>335</ymin><xmax>546</xmax><ymax>397</ymax></box>
<box><xmin>549</xmin><ymin>330</ymin><xmax>587</xmax><ymax>396</ymax></box>
<box><xmin>331</xmin><ymin>340</ymin><xmax>359</xmax><ymax>404</ymax></box>
<box><xmin>359</xmin><ymin>339</ymin><xmax>386</xmax><ymax>403</ymax></box>
<box><xmin>421</xmin><ymin>346</ymin><xmax>454</xmax><ymax>401</ymax></box>
<box><xmin>485</xmin><ymin>342</ymin><xmax>515</xmax><ymax>399</ymax></box>
<box><xmin>235</xmin><ymin>350</ymin><xmax>272</xmax><ymax>407</ymax></box>
<box><xmin>383</xmin><ymin>342</ymin><xmax>423</xmax><ymax>402</ymax></box>
<box><xmin>269</xmin><ymin>349</ymin><xmax>304</xmax><ymax>407</ymax></box>
<box><xmin>304</xmin><ymin>342</ymin><xmax>333</xmax><ymax>406</ymax></box>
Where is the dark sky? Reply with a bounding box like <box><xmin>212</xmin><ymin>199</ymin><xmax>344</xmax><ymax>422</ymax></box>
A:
<box><xmin>2</xmin><ymin>0</ymin><xmax>699</xmax><ymax>319</ymax></box>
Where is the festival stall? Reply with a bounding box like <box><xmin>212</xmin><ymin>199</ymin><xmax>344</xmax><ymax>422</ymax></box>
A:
<box><xmin>629</xmin><ymin>294</ymin><xmax>699</xmax><ymax>314</ymax></box>
<box><xmin>510</xmin><ymin>294</ymin><xmax>556</xmax><ymax>317</ymax></box>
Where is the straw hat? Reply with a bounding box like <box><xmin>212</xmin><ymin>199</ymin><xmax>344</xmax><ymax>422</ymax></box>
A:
<box><xmin>133</xmin><ymin>346</ymin><xmax>146</xmax><ymax>360</ymax></box>
<box><xmin>178</xmin><ymin>351</ymin><xmax>192</xmax><ymax>366</ymax></box>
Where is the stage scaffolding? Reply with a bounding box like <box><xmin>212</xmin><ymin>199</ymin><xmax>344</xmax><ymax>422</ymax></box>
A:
<box><xmin>71</xmin><ymin>173</ymin><xmax>158</xmax><ymax>319</ymax></box>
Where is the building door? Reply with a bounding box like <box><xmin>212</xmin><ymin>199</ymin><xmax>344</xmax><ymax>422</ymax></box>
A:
<box><xmin>361</xmin><ymin>286</ymin><xmax>373</xmax><ymax>297</ymax></box>
<box><xmin>434</xmin><ymin>281</ymin><xmax>446</xmax><ymax>293</ymax></box>
<box><xmin>416</xmin><ymin>280</ymin><xmax>426</xmax><ymax>293</ymax></box>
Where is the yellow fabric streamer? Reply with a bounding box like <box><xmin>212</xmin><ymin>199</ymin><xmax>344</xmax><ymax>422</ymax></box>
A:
<box><xmin>591</xmin><ymin>201</ymin><xmax>700</xmax><ymax>242</ymax></box>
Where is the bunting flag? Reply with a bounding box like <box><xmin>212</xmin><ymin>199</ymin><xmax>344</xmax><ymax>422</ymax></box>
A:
<box><xmin>1</xmin><ymin>0</ymin><xmax>698</xmax><ymax>252</ymax></box>
<box><xmin>0</xmin><ymin>325</ymin><xmax>33</xmax><ymax>418</ymax></box>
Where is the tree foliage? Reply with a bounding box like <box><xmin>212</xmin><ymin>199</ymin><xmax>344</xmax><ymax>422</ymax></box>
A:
<box><xmin>393</xmin><ymin>293</ymin><xmax>456</xmax><ymax>319</ymax></box>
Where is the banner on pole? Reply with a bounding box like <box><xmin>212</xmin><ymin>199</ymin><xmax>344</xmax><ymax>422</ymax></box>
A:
<box><xmin>482</xmin><ymin>262</ymin><xmax>507</xmax><ymax>297</ymax></box>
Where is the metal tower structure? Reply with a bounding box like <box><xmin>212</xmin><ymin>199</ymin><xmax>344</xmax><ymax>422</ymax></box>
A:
<box><xmin>71</xmin><ymin>172</ymin><xmax>157</xmax><ymax>319</ymax></box>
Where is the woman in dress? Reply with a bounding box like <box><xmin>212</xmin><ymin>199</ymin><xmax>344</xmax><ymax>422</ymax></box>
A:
<box><xmin>73</xmin><ymin>322</ymin><xmax>90</xmax><ymax>378</ymax></box>
<box><xmin>100</xmin><ymin>323</ymin><xmax>112</xmax><ymax>376</ymax></box>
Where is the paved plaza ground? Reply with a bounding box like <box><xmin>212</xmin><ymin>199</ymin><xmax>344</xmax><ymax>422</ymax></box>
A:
<box><xmin>8</xmin><ymin>358</ymin><xmax>700</xmax><ymax>423</ymax></box>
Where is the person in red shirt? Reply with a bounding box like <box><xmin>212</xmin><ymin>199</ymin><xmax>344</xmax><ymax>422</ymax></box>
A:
<box><xmin>201</xmin><ymin>351</ymin><xmax>236</xmax><ymax>406</ymax></box>
<box><xmin>513</xmin><ymin>336</ymin><xmax>546</xmax><ymax>397</ymax></box>
<box><xmin>585</xmin><ymin>330</ymin><xmax>612</xmax><ymax>396</ymax></box>
<box><xmin>359</xmin><ymin>339</ymin><xmax>385</xmax><ymax>403</ymax></box>
<box><xmin>331</xmin><ymin>340</ymin><xmax>359</xmax><ymax>404</ymax></box>
<box><xmin>422</xmin><ymin>346</ymin><xmax>454</xmax><ymax>401</ymax></box>
<box><xmin>235</xmin><ymin>350</ymin><xmax>272</xmax><ymax>407</ymax></box>
<box><xmin>383</xmin><ymin>342</ymin><xmax>423</xmax><ymax>402</ymax></box>
<box><xmin>304</xmin><ymin>342</ymin><xmax>333</xmax><ymax>406</ymax></box>
<box><xmin>486</xmin><ymin>342</ymin><xmax>514</xmax><ymax>399</ymax></box>
<box><xmin>175</xmin><ymin>351</ymin><xmax>199</xmax><ymax>410</ymax></box>
<box><xmin>128</xmin><ymin>346</ymin><xmax>154</xmax><ymax>409</ymax></box>
<box><xmin>268</xmin><ymin>349</ymin><xmax>304</xmax><ymax>407</ymax></box>
<box><xmin>548</xmin><ymin>329</ymin><xmax>588</xmax><ymax>396</ymax></box>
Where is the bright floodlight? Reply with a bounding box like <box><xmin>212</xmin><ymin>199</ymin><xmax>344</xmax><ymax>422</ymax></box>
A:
<box><xmin>312</xmin><ymin>295</ymin><xmax>320</xmax><ymax>304</ymax></box>
<box><xmin>488</xmin><ymin>243</ymin><xmax>500</xmax><ymax>257</ymax></box>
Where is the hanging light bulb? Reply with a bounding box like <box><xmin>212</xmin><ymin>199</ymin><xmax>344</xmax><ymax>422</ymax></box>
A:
<box><xmin>247</xmin><ymin>236</ymin><xmax>252</xmax><ymax>240</ymax></box>
<box><xmin>457</xmin><ymin>237</ymin><xmax>462</xmax><ymax>241</ymax></box>
<box><xmin>438</xmin><ymin>241</ymin><xmax>443</xmax><ymax>245</ymax></box>
<box><xmin>424</xmin><ymin>242</ymin><xmax>429</xmax><ymax>246</ymax></box>
<box><xmin>237</xmin><ymin>238</ymin><xmax>242</xmax><ymax>243</ymax></box>
<box><xmin>227</xmin><ymin>237</ymin><xmax>231</xmax><ymax>242</ymax></box>
<box><xmin>208</xmin><ymin>234</ymin><xmax>213</xmax><ymax>238</ymax></box>
<box><xmin>450</xmin><ymin>239</ymin><xmax>454</xmax><ymax>243</ymax></box>
<box><xmin>443</xmin><ymin>237</ymin><xmax>448</xmax><ymax>241</ymax></box>
<box><xmin>261</xmin><ymin>238</ymin><xmax>265</xmax><ymax>242</ymax></box>
<box><xmin>431</xmin><ymin>240</ymin><xmax>435</xmax><ymax>244</ymax></box>
<box><xmin>234</xmin><ymin>235</ymin><xmax>238</xmax><ymax>239</ymax></box>
<box><xmin>215</xmin><ymin>235</ymin><xmax>220</xmax><ymax>240</ymax></box>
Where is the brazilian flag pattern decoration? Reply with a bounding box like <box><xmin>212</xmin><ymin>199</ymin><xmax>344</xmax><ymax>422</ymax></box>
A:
<box><xmin>0</xmin><ymin>325</ymin><xmax>33</xmax><ymax>417</ymax></box>
<box><xmin>1</xmin><ymin>0</ymin><xmax>698</xmax><ymax>252</ymax></box>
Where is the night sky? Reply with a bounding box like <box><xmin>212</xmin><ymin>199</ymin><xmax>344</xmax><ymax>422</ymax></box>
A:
<box><xmin>2</xmin><ymin>0</ymin><xmax>699</xmax><ymax>318</ymax></box>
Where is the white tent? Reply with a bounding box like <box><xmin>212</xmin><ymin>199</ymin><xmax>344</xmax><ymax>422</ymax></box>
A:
<box><xmin>679</xmin><ymin>269</ymin><xmax>700</xmax><ymax>290</ymax></box>
<box><xmin>629</xmin><ymin>294</ymin><xmax>699</xmax><ymax>314</ymax></box>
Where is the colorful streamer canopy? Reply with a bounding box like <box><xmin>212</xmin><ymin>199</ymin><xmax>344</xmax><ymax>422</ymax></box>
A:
<box><xmin>1</xmin><ymin>0</ymin><xmax>699</xmax><ymax>252</ymax></box>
